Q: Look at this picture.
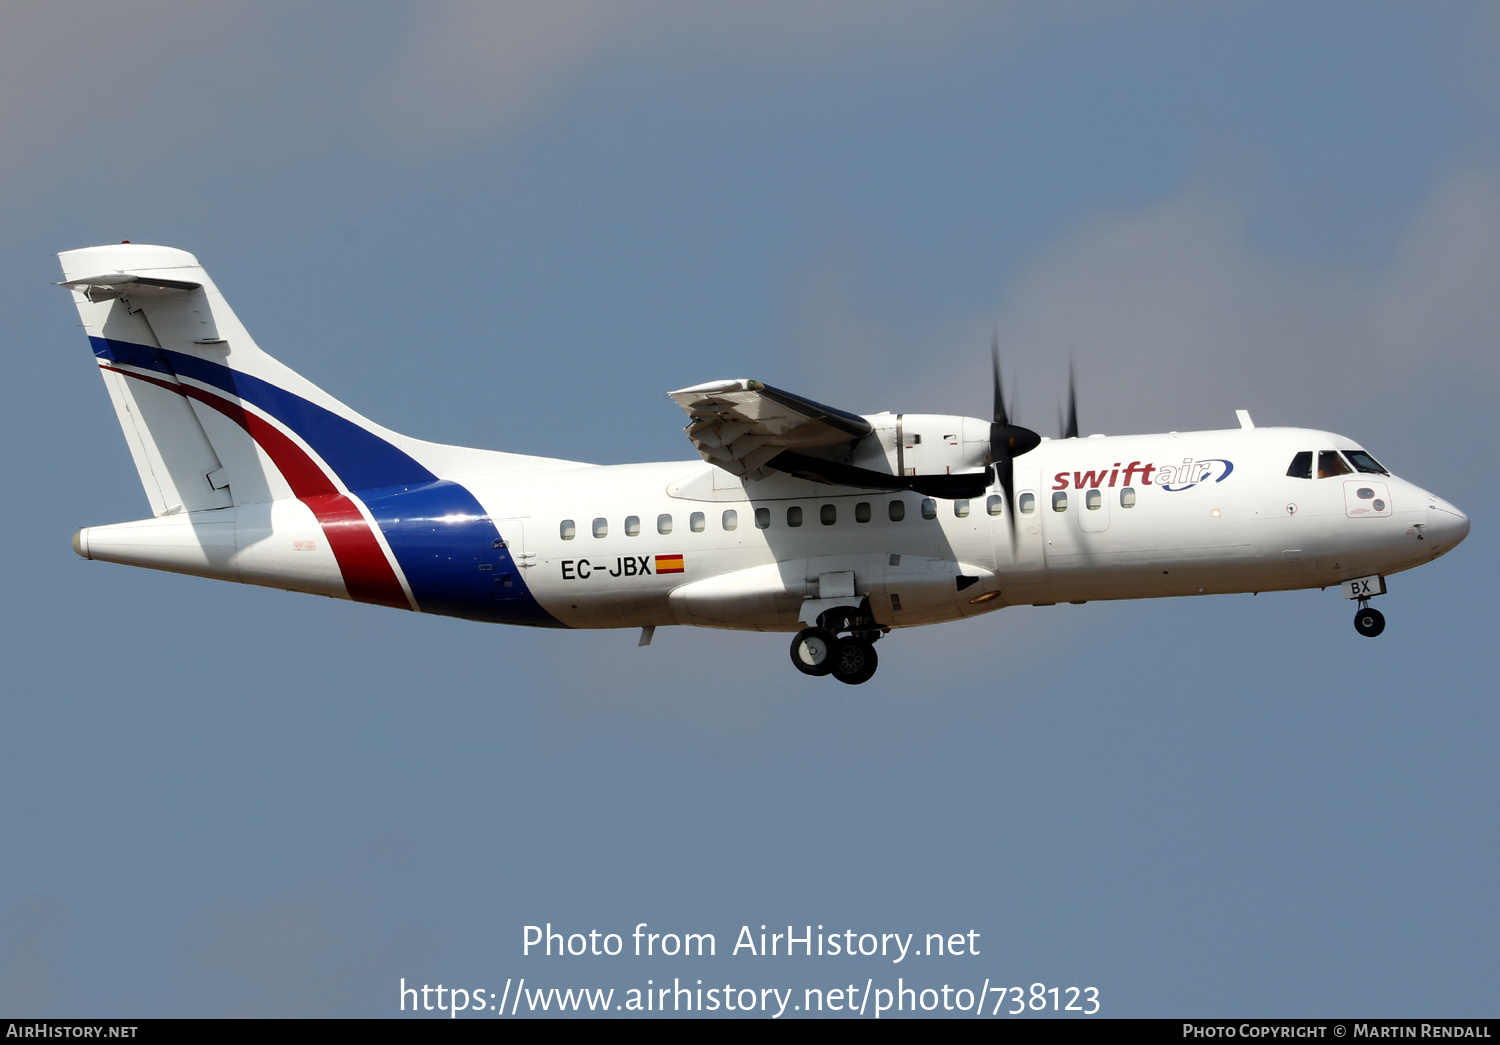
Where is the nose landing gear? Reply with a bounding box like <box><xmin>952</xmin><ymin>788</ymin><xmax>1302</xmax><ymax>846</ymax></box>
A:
<box><xmin>1343</xmin><ymin>575</ymin><xmax>1388</xmax><ymax>638</ymax></box>
<box><xmin>789</xmin><ymin>605</ymin><xmax>883</xmax><ymax>684</ymax></box>
<box><xmin>1353</xmin><ymin>601</ymin><xmax>1386</xmax><ymax>638</ymax></box>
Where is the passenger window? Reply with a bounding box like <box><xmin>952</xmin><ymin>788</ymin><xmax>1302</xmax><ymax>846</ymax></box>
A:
<box><xmin>624</xmin><ymin>515</ymin><xmax>640</xmax><ymax>537</ymax></box>
<box><xmin>888</xmin><ymin>499</ymin><xmax>906</xmax><ymax>522</ymax></box>
<box><xmin>690</xmin><ymin>512</ymin><xmax>705</xmax><ymax>533</ymax></box>
<box><xmin>1318</xmin><ymin>450</ymin><xmax>1352</xmax><ymax>479</ymax></box>
<box><xmin>1120</xmin><ymin>487</ymin><xmax>1136</xmax><ymax>508</ymax></box>
<box><xmin>657</xmin><ymin>514</ymin><xmax>673</xmax><ymax>535</ymax></box>
<box><xmin>820</xmin><ymin>504</ymin><xmax>836</xmax><ymax>525</ymax></box>
<box><xmin>592</xmin><ymin>517</ymin><xmax>608</xmax><ymax>538</ymax></box>
<box><xmin>787</xmin><ymin>505</ymin><xmax>803</xmax><ymax>527</ymax></box>
<box><xmin>560</xmin><ymin>519</ymin><xmax>576</xmax><ymax>540</ymax></box>
<box><xmin>722</xmin><ymin>509</ymin><xmax>738</xmax><ymax>531</ymax></box>
<box><xmin>1286</xmin><ymin>451</ymin><xmax>1313</xmax><ymax>479</ymax></box>
<box><xmin>754</xmin><ymin>507</ymin><xmax>770</xmax><ymax>529</ymax></box>
<box><xmin>954</xmin><ymin>499</ymin><xmax>970</xmax><ymax>518</ymax></box>
<box><xmin>1052</xmin><ymin>492</ymin><xmax>1068</xmax><ymax>512</ymax></box>
<box><xmin>1345</xmin><ymin>449</ymin><xmax>1389</xmax><ymax>475</ymax></box>
<box><xmin>986</xmin><ymin>494</ymin><xmax>1003</xmax><ymax>516</ymax></box>
<box><xmin>1019</xmin><ymin>493</ymin><xmax>1036</xmax><ymax>515</ymax></box>
<box><xmin>855</xmin><ymin>501</ymin><xmax>871</xmax><ymax>523</ymax></box>
<box><xmin>1085</xmin><ymin>489</ymin><xmax>1101</xmax><ymax>510</ymax></box>
<box><xmin>920</xmin><ymin>498</ymin><xmax>937</xmax><ymax>520</ymax></box>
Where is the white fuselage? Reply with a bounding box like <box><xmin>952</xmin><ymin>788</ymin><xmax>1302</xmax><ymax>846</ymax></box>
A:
<box><xmin>75</xmin><ymin>419</ymin><xmax>1468</xmax><ymax>634</ymax></box>
<box><xmin>60</xmin><ymin>244</ymin><xmax>1469</xmax><ymax>652</ymax></box>
<box><xmin>445</xmin><ymin>423</ymin><xmax>1467</xmax><ymax>632</ymax></box>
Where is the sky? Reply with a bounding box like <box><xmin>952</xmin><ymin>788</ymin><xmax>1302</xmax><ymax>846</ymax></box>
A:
<box><xmin>1</xmin><ymin>0</ymin><xmax>1497</xmax><ymax>1018</ymax></box>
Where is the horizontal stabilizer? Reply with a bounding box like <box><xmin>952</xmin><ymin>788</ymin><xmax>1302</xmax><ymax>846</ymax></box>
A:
<box><xmin>58</xmin><ymin>272</ymin><xmax>202</xmax><ymax>302</ymax></box>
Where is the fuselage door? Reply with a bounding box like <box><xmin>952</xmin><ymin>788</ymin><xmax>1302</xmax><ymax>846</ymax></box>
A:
<box><xmin>1002</xmin><ymin>466</ymin><xmax>1047</xmax><ymax>579</ymax></box>
<box><xmin>1078</xmin><ymin>482</ymin><xmax>1110</xmax><ymax>533</ymax></box>
<box><xmin>490</xmin><ymin>517</ymin><xmax>534</xmax><ymax>604</ymax></box>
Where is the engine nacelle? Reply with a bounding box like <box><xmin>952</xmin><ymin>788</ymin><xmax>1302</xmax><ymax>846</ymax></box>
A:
<box><xmin>850</xmin><ymin>412</ymin><xmax>992</xmax><ymax>479</ymax></box>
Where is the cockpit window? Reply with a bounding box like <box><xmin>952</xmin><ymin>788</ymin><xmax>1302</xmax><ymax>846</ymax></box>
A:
<box><xmin>1317</xmin><ymin>450</ymin><xmax>1352</xmax><ymax>479</ymax></box>
<box><xmin>1344</xmin><ymin>449</ymin><xmax>1389</xmax><ymax>475</ymax></box>
<box><xmin>1286</xmin><ymin>451</ymin><xmax>1312</xmax><ymax>479</ymax></box>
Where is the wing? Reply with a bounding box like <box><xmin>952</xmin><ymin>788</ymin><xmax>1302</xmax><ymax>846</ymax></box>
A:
<box><xmin>668</xmin><ymin>379</ymin><xmax>873</xmax><ymax>480</ymax></box>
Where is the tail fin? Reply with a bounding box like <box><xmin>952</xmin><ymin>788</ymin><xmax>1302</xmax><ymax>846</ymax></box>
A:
<box><xmin>62</xmin><ymin>244</ymin><xmax>571</xmax><ymax>627</ymax></box>
<box><xmin>59</xmin><ymin>243</ymin><xmax>459</xmax><ymax>515</ymax></box>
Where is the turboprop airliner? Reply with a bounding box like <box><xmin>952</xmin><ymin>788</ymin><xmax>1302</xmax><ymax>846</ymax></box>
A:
<box><xmin>59</xmin><ymin>243</ymin><xmax>1469</xmax><ymax>685</ymax></box>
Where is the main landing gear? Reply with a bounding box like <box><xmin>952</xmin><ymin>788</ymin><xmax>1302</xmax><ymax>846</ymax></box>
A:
<box><xmin>1353</xmin><ymin>601</ymin><xmax>1385</xmax><ymax>638</ymax></box>
<box><xmin>790</xmin><ymin>606</ymin><xmax>882</xmax><ymax>685</ymax></box>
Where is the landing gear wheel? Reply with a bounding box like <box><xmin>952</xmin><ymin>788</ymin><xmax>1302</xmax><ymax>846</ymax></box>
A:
<box><xmin>1353</xmin><ymin>606</ymin><xmax>1386</xmax><ymax>638</ymax></box>
<box><xmin>830</xmin><ymin>636</ymin><xmax>878</xmax><ymax>685</ymax></box>
<box><xmin>790</xmin><ymin>627</ymin><xmax>838</xmax><ymax>676</ymax></box>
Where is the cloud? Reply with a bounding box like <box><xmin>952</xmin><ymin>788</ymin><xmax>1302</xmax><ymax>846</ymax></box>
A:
<box><xmin>367</xmin><ymin>1</ymin><xmax>627</xmax><ymax>151</ymax></box>
<box><xmin>0</xmin><ymin>4</ymin><xmax>264</xmax><ymax>195</ymax></box>
<box><xmin>788</xmin><ymin>166</ymin><xmax>1500</xmax><ymax>454</ymax></box>
<box><xmin>0</xmin><ymin>1</ymin><xmax>1102</xmax><ymax>202</ymax></box>
<box><xmin>989</xmin><ymin>168</ymin><xmax>1500</xmax><ymax>435</ymax></box>
<box><xmin>0</xmin><ymin>897</ymin><xmax>64</xmax><ymax>1013</ymax></box>
<box><xmin>1373</xmin><ymin>169</ymin><xmax>1500</xmax><ymax>377</ymax></box>
<box><xmin>366</xmin><ymin>0</ymin><xmax>1041</xmax><ymax>152</ymax></box>
<box><xmin>179</xmin><ymin>868</ymin><xmax>422</xmax><ymax>1017</ymax></box>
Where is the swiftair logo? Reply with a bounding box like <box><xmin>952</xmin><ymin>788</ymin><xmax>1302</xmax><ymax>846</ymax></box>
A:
<box><xmin>1156</xmin><ymin>458</ymin><xmax>1234</xmax><ymax>491</ymax></box>
<box><xmin>1051</xmin><ymin>458</ymin><xmax>1234</xmax><ymax>492</ymax></box>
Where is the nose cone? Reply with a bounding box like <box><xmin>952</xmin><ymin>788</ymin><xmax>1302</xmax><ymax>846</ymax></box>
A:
<box><xmin>1427</xmin><ymin>497</ymin><xmax>1470</xmax><ymax>555</ymax></box>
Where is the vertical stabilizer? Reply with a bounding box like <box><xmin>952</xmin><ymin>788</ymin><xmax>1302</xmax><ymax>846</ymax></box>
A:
<box><xmin>58</xmin><ymin>243</ymin><xmax>434</xmax><ymax>512</ymax></box>
<box><xmin>59</xmin><ymin>243</ymin><xmax>567</xmax><ymax>627</ymax></box>
<box><xmin>60</xmin><ymin>247</ymin><xmax>233</xmax><ymax>516</ymax></box>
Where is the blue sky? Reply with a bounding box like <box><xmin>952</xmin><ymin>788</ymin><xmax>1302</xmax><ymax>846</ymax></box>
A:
<box><xmin>1</xmin><ymin>1</ymin><xmax>1496</xmax><ymax>1017</ymax></box>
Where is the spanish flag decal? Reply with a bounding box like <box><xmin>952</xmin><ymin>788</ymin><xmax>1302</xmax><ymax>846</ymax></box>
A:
<box><xmin>655</xmin><ymin>554</ymin><xmax>685</xmax><ymax>574</ymax></box>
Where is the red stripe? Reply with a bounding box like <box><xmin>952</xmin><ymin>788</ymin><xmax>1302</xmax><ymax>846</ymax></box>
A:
<box><xmin>102</xmin><ymin>364</ymin><xmax>411</xmax><ymax>610</ymax></box>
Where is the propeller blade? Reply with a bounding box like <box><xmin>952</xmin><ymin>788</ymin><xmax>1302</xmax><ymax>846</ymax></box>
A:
<box><xmin>989</xmin><ymin>338</ymin><xmax>1040</xmax><ymax>464</ymax></box>
<box><xmin>1063</xmin><ymin>359</ymin><xmax>1079</xmax><ymax>439</ymax></box>
<box><xmin>990</xmin><ymin>332</ymin><xmax>1009</xmax><ymax>428</ymax></box>
<box><xmin>987</xmin><ymin>336</ymin><xmax>1041</xmax><ymax>549</ymax></box>
<box><xmin>996</xmin><ymin>455</ymin><xmax>1017</xmax><ymax>548</ymax></box>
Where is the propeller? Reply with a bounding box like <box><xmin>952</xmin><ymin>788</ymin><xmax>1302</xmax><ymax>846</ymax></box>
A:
<box><xmin>989</xmin><ymin>334</ymin><xmax>1041</xmax><ymax>546</ymax></box>
<box><xmin>1059</xmin><ymin>359</ymin><xmax>1079</xmax><ymax>439</ymax></box>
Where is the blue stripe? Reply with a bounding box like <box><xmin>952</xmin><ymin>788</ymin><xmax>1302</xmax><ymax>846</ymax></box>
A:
<box><xmin>93</xmin><ymin>336</ymin><xmax>434</xmax><ymax>490</ymax></box>
<box><xmin>359</xmin><ymin>482</ymin><xmax>564</xmax><ymax>628</ymax></box>
<box><xmin>91</xmin><ymin>336</ymin><xmax>565</xmax><ymax>628</ymax></box>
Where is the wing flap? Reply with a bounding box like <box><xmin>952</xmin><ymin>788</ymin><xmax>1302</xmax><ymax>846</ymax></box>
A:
<box><xmin>669</xmin><ymin>379</ymin><xmax>874</xmax><ymax>478</ymax></box>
